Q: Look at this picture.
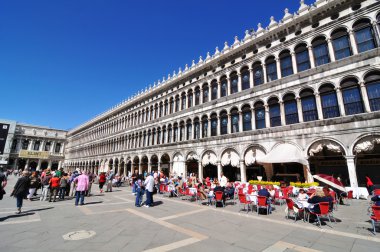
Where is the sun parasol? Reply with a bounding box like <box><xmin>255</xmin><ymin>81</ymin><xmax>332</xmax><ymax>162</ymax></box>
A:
<box><xmin>312</xmin><ymin>174</ymin><xmax>346</xmax><ymax>192</ymax></box>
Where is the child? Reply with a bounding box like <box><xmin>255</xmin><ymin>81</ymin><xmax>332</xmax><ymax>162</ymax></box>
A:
<box><xmin>135</xmin><ymin>178</ymin><xmax>144</xmax><ymax>207</ymax></box>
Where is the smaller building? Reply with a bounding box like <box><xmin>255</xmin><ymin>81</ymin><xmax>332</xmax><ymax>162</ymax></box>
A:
<box><xmin>0</xmin><ymin>120</ymin><xmax>68</xmax><ymax>171</ymax></box>
<box><xmin>0</xmin><ymin>119</ymin><xmax>17</xmax><ymax>171</ymax></box>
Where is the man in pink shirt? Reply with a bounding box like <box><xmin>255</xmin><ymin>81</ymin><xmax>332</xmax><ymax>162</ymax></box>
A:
<box><xmin>74</xmin><ymin>170</ymin><xmax>89</xmax><ymax>206</ymax></box>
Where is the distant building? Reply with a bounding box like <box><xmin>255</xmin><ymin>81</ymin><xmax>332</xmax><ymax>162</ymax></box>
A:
<box><xmin>65</xmin><ymin>0</ymin><xmax>380</xmax><ymax>190</ymax></box>
<box><xmin>1</xmin><ymin>120</ymin><xmax>68</xmax><ymax>171</ymax></box>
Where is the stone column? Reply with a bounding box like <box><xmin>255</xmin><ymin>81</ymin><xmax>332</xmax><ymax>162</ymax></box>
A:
<box><xmin>372</xmin><ymin>21</ymin><xmax>380</xmax><ymax>46</ymax></box>
<box><xmin>303</xmin><ymin>164</ymin><xmax>314</xmax><ymax>183</ymax></box>
<box><xmin>39</xmin><ymin>140</ymin><xmax>45</xmax><ymax>151</ymax></box>
<box><xmin>345</xmin><ymin>155</ymin><xmax>359</xmax><ymax>197</ymax></box>
<box><xmin>217</xmin><ymin>161</ymin><xmax>222</xmax><ymax>181</ymax></box>
<box><xmin>307</xmin><ymin>45</ymin><xmax>316</xmax><ymax>68</ymax></box>
<box><xmin>58</xmin><ymin>160</ymin><xmax>62</xmax><ymax>170</ymax></box>
<box><xmin>264</xmin><ymin>105</ymin><xmax>270</xmax><ymax>128</ymax></box>
<box><xmin>349</xmin><ymin>30</ymin><xmax>359</xmax><ymax>55</ymax></box>
<box><xmin>275</xmin><ymin>57</ymin><xmax>282</xmax><ymax>79</ymax></box>
<box><xmin>170</xmin><ymin>161</ymin><xmax>173</xmax><ymax>174</ymax></box>
<box><xmin>290</xmin><ymin>51</ymin><xmax>298</xmax><ymax>74</ymax></box>
<box><xmin>199</xmin><ymin>122</ymin><xmax>203</xmax><ymax>139</ymax></box>
<box><xmin>335</xmin><ymin>87</ymin><xmax>346</xmax><ymax>116</ymax></box>
<box><xmin>207</xmin><ymin>85</ymin><xmax>211</xmax><ymax>102</ymax></box>
<box><xmin>238</xmin><ymin>112</ymin><xmax>243</xmax><ymax>132</ymax></box>
<box><xmin>27</xmin><ymin>140</ymin><xmax>33</xmax><ymax>151</ymax></box>
<box><xmin>237</xmin><ymin>73</ymin><xmax>242</xmax><ymax>92</ymax></box>
<box><xmin>198</xmin><ymin>161</ymin><xmax>203</xmax><ymax>181</ymax></box>
<box><xmin>24</xmin><ymin>159</ymin><xmax>30</xmax><ymax>170</ymax></box>
<box><xmin>139</xmin><ymin>162</ymin><xmax>142</xmax><ymax>175</ymax></box>
<box><xmin>279</xmin><ymin>101</ymin><xmax>286</xmax><ymax>126</ymax></box>
<box><xmin>296</xmin><ymin>97</ymin><xmax>304</xmax><ymax>123</ymax></box>
<box><xmin>226</xmin><ymin>77</ymin><xmax>231</xmax><ymax>96</ymax></box>
<box><xmin>240</xmin><ymin>160</ymin><xmax>246</xmax><ymax>182</ymax></box>
<box><xmin>359</xmin><ymin>81</ymin><xmax>371</xmax><ymax>112</ymax></box>
<box><xmin>48</xmin><ymin>160</ymin><xmax>52</xmax><ymax>169</ymax></box>
<box><xmin>217</xmin><ymin>81</ymin><xmax>221</xmax><ymax>99</ymax></box>
<box><xmin>148</xmin><ymin>162</ymin><xmax>152</xmax><ymax>173</ymax></box>
<box><xmin>207</xmin><ymin>119</ymin><xmax>211</xmax><ymax>137</ymax></box>
<box><xmin>327</xmin><ymin>38</ymin><xmax>335</xmax><ymax>62</ymax></box>
<box><xmin>251</xmin><ymin>108</ymin><xmax>256</xmax><ymax>130</ymax></box>
<box><xmin>37</xmin><ymin>159</ymin><xmax>42</xmax><ymax>171</ymax></box>
<box><xmin>249</xmin><ymin>68</ymin><xmax>254</xmax><ymax>88</ymax></box>
<box><xmin>262</xmin><ymin>63</ymin><xmax>268</xmax><ymax>83</ymax></box>
<box><xmin>227</xmin><ymin>114</ymin><xmax>231</xmax><ymax>134</ymax></box>
<box><xmin>314</xmin><ymin>92</ymin><xmax>324</xmax><ymax>120</ymax></box>
<box><xmin>217</xmin><ymin>116</ymin><xmax>221</xmax><ymax>136</ymax></box>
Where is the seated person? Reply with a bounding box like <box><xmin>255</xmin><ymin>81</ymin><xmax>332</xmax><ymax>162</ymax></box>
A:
<box><xmin>258</xmin><ymin>187</ymin><xmax>272</xmax><ymax>213</ymax></box>
<box><xmin>268</xmin><ymin>185</ymin><xmax>276</xmax><ymax>198</ymax></box>
<box><xmin>371</xmin><ymin>194</ymin><xmax>380</xmax><ymax>206</ymax></box>
<box><xmin>297</xmin><ymin>189</ymin><xmax>309</xmax><ymax>201</ymax></box>
<box><xmin>224</xmin><ymin>182</ymin><xmax>235</xmax><ymax>199</ymax></box>
<box><xmin>197</xmin><ymin>183</ymin><xmax>207</xmax><ymax>200</ymax></box>
<box><xmin>307</xmin><ymin>186</ymin><xmax>333</xmax><ymax>215</ymax></box>
<box><xmin>213</xmin><ymin>182</ymin><xmax>226</xmax><ymax>206</ymax></box>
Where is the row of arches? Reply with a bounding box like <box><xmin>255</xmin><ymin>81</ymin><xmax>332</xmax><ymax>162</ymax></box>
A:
<box><xmin>70</xmin><ymin>16</ymin><xmax>380</xmax><ymax>147</ymax></box>
<box><xmin>69</xmin><ymin>70</ymin><xmax>380</xmax><ymax>159</ymax></box>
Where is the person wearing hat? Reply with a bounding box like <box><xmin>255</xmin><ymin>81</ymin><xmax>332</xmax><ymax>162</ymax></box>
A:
<box><xmin>11</xmin><ymin>171</ymin><xmax>30</xmax><ymax>214</ymax></box>
<box><xmin>40</xmin><ymin>170</ymin><xmax>52</xmax><ymax>201</ymax></box>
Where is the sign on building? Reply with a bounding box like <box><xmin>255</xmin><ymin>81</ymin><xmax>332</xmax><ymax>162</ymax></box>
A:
<box><xmin>19</xmin><ymin>150</ymin><xmax>50</xmax><ymax>159</ymax></box>
<box><xmin>0</xmin><ymin>123</ymin><xmax>10</xmax><ymax>155</ymax></box>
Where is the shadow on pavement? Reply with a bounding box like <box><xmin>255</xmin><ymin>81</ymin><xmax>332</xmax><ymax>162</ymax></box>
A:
<box><xmin>83</xmin><ymin>201</ymin><xmax>103</xmax><ymax>205</ymax></box>
<box><xmin>0</xmin><ymin>212</ymin><xmax>35</xmax><ymax>222</ymax></box>
<box><xmin>151</xmin><ymin>201</ymin><xmax>163</xmax><ymax>207</ymax></box>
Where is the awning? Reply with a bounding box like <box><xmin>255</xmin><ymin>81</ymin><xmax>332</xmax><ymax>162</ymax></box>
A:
<box><xmin>256</xmin><ymin>143</ymin><xmax>308</xmax><ymax>165</ymax></box>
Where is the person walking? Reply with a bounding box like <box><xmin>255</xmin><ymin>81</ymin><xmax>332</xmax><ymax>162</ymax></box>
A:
<box><xmin>11</xmin><ymin>171</ymin><xmax>30</xmax><ymax>214</ymax></box>
<box><xmin>0</xmin><ymin>170</ymin><xmax>7</xmax><ymax>200</ymax></box>
<box><xmin>40</xmin><ymin>171</ymin><xmax>52</xmax><ymax>201</ymax></box>
<box><xmin>49</xmin><ymin>174</ymin><xmax>60</xmax><ymax>202</ymax></box>
<box><xmin>98</xmin><ymin>172</ymin><xmax>106</xmax><ymax>193</ymax></box>
<box><xmin>27</xmin><ymin>172</ymin><xmax>40</xmax><ymax>201</ymax></box>
<box><xmin>74</xmin><ymin>170</ymin><xmax>89</xmax><ymax>206</ymax></box>
<box><xmin>106</xmin><ymin>171</ymin><xmax>114</xmax><ymax>192</ymax></box>
<box><xmin>144</xmin><ymin>172</ymin><xmax>154</xmax><ymax>207</ymax></box>
<box><xmin>59</xmin><ymin>173</ymin><xmax>69</xmax><ymax>200</ymax></box>
<box><xmin>135</xmin><ymin>176</ymin><xmax>144</xmax><ymax>207</ymax></box>
<box><xmin>366</xmin><ymin>174</ymin><xmax>374</xmax><ymax>195</ymax></box>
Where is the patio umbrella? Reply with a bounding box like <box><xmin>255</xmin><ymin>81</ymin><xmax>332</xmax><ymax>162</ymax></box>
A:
<box><xmin>312</xmin><ymin>174</ymin><xmax>346</xmax><ymax>192</ymax></box>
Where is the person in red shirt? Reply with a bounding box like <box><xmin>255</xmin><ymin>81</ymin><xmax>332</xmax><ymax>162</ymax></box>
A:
<box><xmin>366</xmin><ymin>174</ymin><xmax>374</xmax><ymax>195</ymax></box>
<box><xmin>49</xmin><ymin>174</ymin><xmax>60</xmax><ymax>202</ymax></box>
<box><xmin>98</xmin><ymin>172</ymin><xmax>106</xmax><ymax>193</ymax></box>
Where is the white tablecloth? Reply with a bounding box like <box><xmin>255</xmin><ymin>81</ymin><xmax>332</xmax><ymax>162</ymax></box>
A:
<box><xmin>345</xmin><ymin>187</ymin><xmax>369</xmax><ymax>199</ymax></box>
<box><xmin>246</xmin><ymin>194</ymin><xmax>257</xmax><ymax>204</ymax></box>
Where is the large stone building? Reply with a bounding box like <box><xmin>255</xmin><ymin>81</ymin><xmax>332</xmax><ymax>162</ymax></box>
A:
<box><xmin>65</xmin><ymin>0</ymin><xmax>380</xmax><ymax>191</ymax></box>
<box><xmin>0</xmin><ymin>120</ymin><xmax>67</xmax><ymax>171</ymax></box>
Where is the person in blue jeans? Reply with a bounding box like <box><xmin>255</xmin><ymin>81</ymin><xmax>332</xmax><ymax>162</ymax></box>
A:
<box><xmin>135</xmin><ymin>178</ymin><xmax>144</xmax><ymax>207</ymax></box>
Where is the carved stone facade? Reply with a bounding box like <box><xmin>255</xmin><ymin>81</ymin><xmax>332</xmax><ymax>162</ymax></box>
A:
<box><xmin>7</xmin><ymin>123</ymin><xmax>67</xmax><ymax>171</ymax></box>
<box><xmin>65</xmin><ymin>0</ymin><xmax>380</xmax><ymax>188</ymax></box>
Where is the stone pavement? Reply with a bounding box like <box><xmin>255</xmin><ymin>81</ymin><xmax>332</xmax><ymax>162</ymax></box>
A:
<box><xmin>0</xmin><ymin>175</ymin><xmax>379</xmax><ymax>252</ymax></box>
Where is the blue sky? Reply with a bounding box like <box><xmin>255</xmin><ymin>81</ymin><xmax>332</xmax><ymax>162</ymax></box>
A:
<box><xmin>0</xmin><ymin>0</ymin><xmax>313</xmax><ymax>130</ymax></box>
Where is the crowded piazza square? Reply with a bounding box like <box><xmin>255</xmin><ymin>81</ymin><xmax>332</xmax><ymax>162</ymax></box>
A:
<box><xmin>1</xmin><ymin>0</ymin><xmax>380</xmax><ymax>251</ymax></box>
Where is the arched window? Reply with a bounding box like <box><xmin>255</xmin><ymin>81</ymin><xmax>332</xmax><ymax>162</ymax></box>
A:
<box><xmin>34</xmin><ymin>141</ymin><xmax>40</xmax><ymax>151</ymax></box>
<box><xmin>195</xmin><ymin>87</ymin><xmax>200</xmax><ymax>105</ymax></box>
<box><xmin>365</xmin><ymin>71</ymin><xmax>380</xmax><ymax>111</ymax></box>
<box><xmin>241</xmin><ymin>67</ymin><xmax>250</xmax><ymax>90</ymax></box>
<box><xmin>168</xmin><ymin>125</ymin><xmax>172</xmax><ymax>143</ymax></box>
<box><xmin>175</xmin><ymin>95</ymin><xmax>180</xmax><ymax>112</ymax></box>
<box><xmin>300</xmin><ymin>89</ymin><xmax>318</xmax><ymax>122</ymax></box>
<box><xmin>242</xmin><ymin>105</ymin><xmax>252</xmax><ymax>131</ymax></box>
<box><xmin>186</xmin><ymin>120</ymin><xmax>192</xmax><ymax>140</ymax></box>
<box><xmin>44</xmin><ymin>142</ymin><xmax>51</xmax><ymax>151</ymax></box>
<box><xmin>341</xmin><ymin>78</ymin><xmax>364</xmax><ymax>115</ymax></box>
<box><xmin>266</xmin><ymin>57</ymin><xmax>278</xmax><ymax>82</ymax></box>
<box><xmin>152</xmin><ymin>129</ymin><xmax>156</xmax><ymax>146</ymax></box>
<box><xmin>331</xmin><ymin>28</ymin><xmax>352</xmax><ymax>60</ymax></box>
<box><xmin>220</xmin><ymin>111</ymin><xmax>228</xmax><ymax>135</ymax></box>
<box><xmin>203</xmin><ymin>83</ymin><xmax>209</xmax><ymax>103</ymax></box>
<box><xmin>279</xmin><ymin>50</ymin><xmax>293</xmax><ymax>77</ymax></box>
<box><xmin>188</xmin><ymin>90</ymin><xmax>193</xmax><ymax>108</ymax></box>
<box><xmin>162</xmin><ymin>126</ymin><xmax>167</xmax><ymax>144</ymax></box>
<box><xmin>353</xmin><ymin>19</ymin><xmax>377</xmax><ymax>53</ymax></box>
<box><xmin>252</xmin><ymin>62</ymin><xmax>264</xmax><ymax>86</ymax></box>
<box><xmin>312</xmin><ymin>36</ymin><xmax>330</xmax><ymax>66</ymax></box>
<box><xmin>147</xmin><ymin>131</ymin><xmax>151</xmax><ymax>147</ymax></box>
<box><xmin>230</xmin><ymin>72</ymin><xmax>238</xmax><ymax>94</ymax></box>
<box><xmin>20</xmin><ymin>139</ymin><xmax>27</xmax><ymax>150</ymax></box>
<box><xmin>154</xmin><ymin>104</ymin><xmax>159</xmax><ymax>119</ymax></box>
<box><xmin>268</xmin><ymin>97</ymin><xmax>281</xmax><ymax>127</ymax></box>
<box><xmin>181</xmin><ymin>93</ymin><xmax>186</xmax><ymax>110</ymax></box>
<box><xmin>141</xmin><ymin>111</ymin><xmax>145</xmax><ymax>123</ymax></box>
<box><xmin>201</xmin><ymin>116</ymin><xmax>208</xmax><ymax>138</ymax></box>
<box><xmin>179</xmin><ymin>121</ymin><xmax>185</xmax><ymax>141</ymax></box>
<box><xmin>170</xmin><ymin>98</ymin><xmax>174</xmax><ymax>114</ymax></box>
<box><xmin>220</xmin><ymin>77</ymin><xmax>227</xmax><ymax>97</ymax></box>
<box><xmin>211</xmin><ymin>80</ymin><xmax>218</xmax><ymax>100</ymax></box>
<box><xmin>173</xmin><ymin>123</ymin><xmax>178</xmax><ymax>142</ymax></box>
<box><xmin>146</xmin><ymin>109</ymin><xmax>149</xmax><ymax>122</ymax></box>
<box><xmin>211</xmin><ymin>113</ymin><xmax>218</xmax><ymax>136</ymax></box>
<box><xmin>156</xmin><ymin>128</ymin><xmax>161</xmax><ymax>145</ymax></box>
<box><xmin>159</xmin><ymin>102</ymin><xmax>163</xmax><ymax>117</ymax></box>
<box><xmin>283</xmin><ymin>94</ymin><xmax>299</xmax><ymax>125</ymax></box>
<box><xmin>295</xmin><ymin>43</ymin><xmax>311</xmax><ymax>72</ymax></box>
<box><xmin>193</xmin><ymin>118</ymin><xmax>200</xmax><ymax>139</ymax></box>
<box><xmin>254</xmin><ymin>101</ymin><xmax>266</xmax><ymax>129</ymax></box>
<box><xmin>231</xmin><ymin>108</ymin><xmax>239</xmax><ymax>133</ymax></box>
<box><xmin>164</xmin><ymin>100</ymin><xmax>169</xmax><ymax>115</ymax></box>
<box><xmin>55</xmin><ymin>143</ymin><xmax>61</xmax><ymax>153</ymax></box>
<box><xmin>319</xmin><ymin>84</ymin><xmax>340</xmax><ymax>119</ymax></box>
<box><xmin>143</xmin><ymin>132</ymin><xmax>146</xmax><ymax>147</ymax></box>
